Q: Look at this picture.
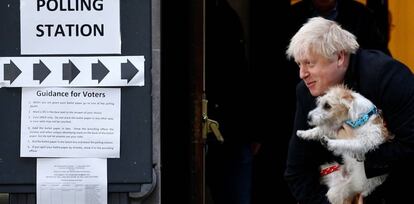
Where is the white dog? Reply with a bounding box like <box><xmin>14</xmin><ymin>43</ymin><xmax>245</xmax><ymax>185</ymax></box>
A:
<box><xmin>297</xmin><ymin>85</ymin><xmax>391</xmax><ymax>204</ymax></box>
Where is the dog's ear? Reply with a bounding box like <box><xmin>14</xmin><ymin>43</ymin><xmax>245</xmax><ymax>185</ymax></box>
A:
<box><xmin>339</xmin><ymin>87</ymin><xmax>353</xmax><ymax>108</ymax></box>
<box><xmin>348</xmin><ymin>92</ymin><xmax>369</xmax><ymax>120</ymax></box>
<box><xmin>349</xmin><ymin>91</ymin><xmax>376</xmax><ymax>121</ymax></box>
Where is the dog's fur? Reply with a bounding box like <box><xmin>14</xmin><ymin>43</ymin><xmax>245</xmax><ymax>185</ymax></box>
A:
<box><xmin>297</xmin><ymin>85</ymin><xmax>391</xmax><ymax>204</ymax></box>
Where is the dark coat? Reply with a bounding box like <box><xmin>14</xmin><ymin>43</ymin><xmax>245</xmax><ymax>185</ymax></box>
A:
<box><xmin>285</xmin><ymin>49</ymin><xmax>414</xmax><ymax>203</ymax></box>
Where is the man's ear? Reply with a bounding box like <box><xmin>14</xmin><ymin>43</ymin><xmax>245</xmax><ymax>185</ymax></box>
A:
<box><xmin>337</xmin><ymin>50</ymin><xmax>346</xmax><ymax>67</ymax></box>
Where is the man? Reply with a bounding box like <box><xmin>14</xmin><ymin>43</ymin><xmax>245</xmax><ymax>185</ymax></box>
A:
<box><xmin>285</xmin><ymin>17</ymin><xmax>414</xmax><ymax>203</ymax></box>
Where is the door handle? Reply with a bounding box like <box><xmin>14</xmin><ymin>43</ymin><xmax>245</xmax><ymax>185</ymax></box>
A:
<box><xmin>202</xmin><ymin>99</ymin><xmax>224</xmax><ymax>143</ymax></box>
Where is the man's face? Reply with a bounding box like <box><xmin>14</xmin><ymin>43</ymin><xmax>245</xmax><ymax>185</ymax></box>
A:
<box><xmin>296</xmin><ymin>52</ymin><xmax>347</xmax><ymax>96</ymax></box>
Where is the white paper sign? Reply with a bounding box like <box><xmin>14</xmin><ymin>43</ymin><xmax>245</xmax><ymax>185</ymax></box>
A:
<box><xmin>21</xmin><ymin>87</ymin><xmax>121</xmax><ymax>158</ymax></box>
<box><xmin>0</xmin><ymin>56</ymin><xmax>145</xmax><ymax>87</ymax></box>
<box><xmin>20</xmin><ymin>0</ymin><xmax>121</xmax><ymax>54</ymax></box>
<box><xmin>37</xmin><ymin>158</ymin><xmax>107</xmax><ymax>204</ymax></box>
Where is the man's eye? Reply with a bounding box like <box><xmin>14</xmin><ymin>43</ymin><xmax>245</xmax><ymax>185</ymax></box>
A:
<box><xmin>323</xmin><ymin>103</ymin><xmax>331</xmax><ymax>110</ymax></box>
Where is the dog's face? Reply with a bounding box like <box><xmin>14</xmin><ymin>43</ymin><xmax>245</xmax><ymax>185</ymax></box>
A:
<box><xmin>308</xmin><ymin>85</ymin><xmax>354</xmax><ymax>130</ymax></box>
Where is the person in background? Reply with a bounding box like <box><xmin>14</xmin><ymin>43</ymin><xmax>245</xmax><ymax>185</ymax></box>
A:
<box><xmin>290</xmin><ymin>0</ymin><xmax>390</xmax><ymax>55</ymax></box>
<box><xmin>205</xmin><ymin>0</ymin><xmax>260</xmax><ymax>203</ymax></box>
<box><xmin>284</xmin><ymin>17</ymin><xmax>414</xmax><ymax>203</ymax></box>
<box><xmin>249</xmin><ymin>1</ymin><xmax>298</xmax><ymax>203</ymax></box>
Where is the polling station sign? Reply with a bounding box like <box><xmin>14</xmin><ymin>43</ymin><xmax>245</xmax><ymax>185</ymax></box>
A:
<box><xmin>20</xmin><ymin>0</ymin><xmax>121</xmax><ymax>55</ymax></box>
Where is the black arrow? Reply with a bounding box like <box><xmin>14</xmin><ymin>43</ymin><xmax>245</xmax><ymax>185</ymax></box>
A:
<box><xmin>4</xmin><ymin>60</ymin><xmax>21</xmax><ymax>84</ymax></box>
<box><xmin>63</xmin><ymin>60</ymin><xmax>80</xmax><ymax>84</ymax></box>
<box><xmin>33</xmin><ymin>60</ymin><xmax>51</xmax><ymax>84</ymax></box>
<box><xmin>92</xmin><ymin>60</ymin><xmax>109</xmax><ymax>83</ymax></box>
<box><xmin>121</xmin><ymin>59</ymin><xmax>139</xmax><ymax>83</ymax></box>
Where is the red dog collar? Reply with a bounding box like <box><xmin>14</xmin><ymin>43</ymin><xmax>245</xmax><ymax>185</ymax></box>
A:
<box><xmin>320</xmin><ymin>164</ymin><xmax>340</xmax><ymax>176</ymax></box>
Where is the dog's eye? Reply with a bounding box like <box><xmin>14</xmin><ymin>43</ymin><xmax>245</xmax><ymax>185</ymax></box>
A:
<box><xmin>323</xmin><ymin>103</ymin><xmax>331</xmax><ymax>110</ymax></box>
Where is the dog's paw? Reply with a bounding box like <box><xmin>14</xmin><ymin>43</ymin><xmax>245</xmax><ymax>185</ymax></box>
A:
<box><xmin>297</xmin><ymin>128</ymin><xmax>323</xmax><ymax>141</ymax></box>
<box><xmin>324</xmin><ymin>138</ymin><xmax>339</xmax><ymax>151</ymax></box>
<box><xmin>326</xmin><ymin>140</ymin><xmax>337</xmax><ymax>150</ymax></box>
<box><xmin>320</xmin><ymin>135</ymin><xmax>329</xmax><ymax>147</ymax></box>
<box><xmin>326</xmin><ymin>140</ymin><xmax>347</xmax><ymax>155</ymax></box>
<box><xmin>296</xmin><ymin>130</ymin><xmax>307</xmax><ymax>138</ymax></box>
<box><xmin>297</xmin><ymin>130</ymin><xmax>316</xmax><ymax>140</ymax></box>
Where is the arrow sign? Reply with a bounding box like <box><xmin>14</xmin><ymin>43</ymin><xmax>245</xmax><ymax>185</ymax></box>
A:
<box><xmin>0</xmin><ymin>56</ymin><xmax>144</xmax><ymax>87</ymax></box>
<box><xmin>4</xmin><ymin>60</ymin><xmax>22</xmax><ymax>84</ymax></box>
<box><xmin>121</xmin><ymin>59</ymin><xmax>139</xmax><ymax>83</ymax></box>
<box><xmin>63</xmin><ymin>60</ymin><xmax>80</xmax><ymax>84</ymax></box>
<box><xmin>92</xmin><ymin>60</ymin><xmax>109</xmax><ymax>83</ymax></box>
<box><xmin>33</xmin><ymin>60</ymin><xmax>51</xmax><ymax>84</ymax></box>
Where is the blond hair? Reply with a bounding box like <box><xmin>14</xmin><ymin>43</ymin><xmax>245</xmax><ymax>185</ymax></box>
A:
<box><xmin>286</xmin><ymin>17</ymin><xmax>359</xmax><ymax>61</ymax></box>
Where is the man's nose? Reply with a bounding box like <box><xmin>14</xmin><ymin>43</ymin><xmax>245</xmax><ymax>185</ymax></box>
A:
<box><xmin>299</xmin><ymin>67</ymin><xmax>309</xmax><ymax>79</ymax></box>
